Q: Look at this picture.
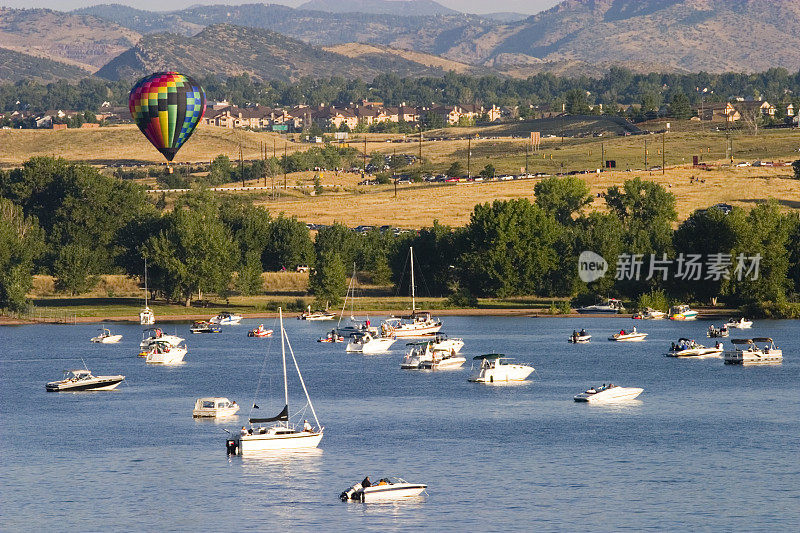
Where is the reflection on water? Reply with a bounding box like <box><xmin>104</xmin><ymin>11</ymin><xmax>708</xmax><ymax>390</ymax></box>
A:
<box><xmin>580</xmin><ymin>399</ymin><xmax>644</xmax><ymax>412</ymax></box>
<box><xmin>239</xmin><ymin>448</ymin><xmax>324</xmax><ymax>475</ymax></box>
<box><xmin>345</xmin><ymin>495</ymin><xmax>428</xmax><ymax>517</ymax></box>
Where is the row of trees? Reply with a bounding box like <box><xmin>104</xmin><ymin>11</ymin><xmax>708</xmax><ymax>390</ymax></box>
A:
<box><xmin>2</xmin><ymin>157</ymin><xmax>799</xmax><ymax>315</ymax></box>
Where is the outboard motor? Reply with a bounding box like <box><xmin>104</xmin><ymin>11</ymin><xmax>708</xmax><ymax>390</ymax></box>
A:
<box><xmin>340</xmin><ymin>482</ymin><xmax>362</xmax><ymax>501</ymax></box>
<box><xmin>226</xmin><ymin>439</ymin><xmax>239</xmax><ymax>455</ymax></box>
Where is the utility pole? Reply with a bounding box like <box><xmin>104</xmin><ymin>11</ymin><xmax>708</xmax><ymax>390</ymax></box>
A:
<box><xmin>662</xmin><ymin>132</ymin><xmax>665</xmax><ymax>174</ymax></box>
<box><xmin>644</xmin><ymin>138</ymin><xmax>648</xmax><ymax>168</ymax></box>
<box><xmin>273</xmin><ymin>138</ymin><xmax>277</xmax><ymax>200</ymax></box>
<box><xmin>525</xmin><ymin>142</ymin><xmax>529</xmax><ymax>174</ymax></box>
<box><xmin>284</xmin><ymin>142</ymin><xmax>287</xmax><ymax>190</ymax></box>
<box><xmin>418</xmin><ymin>127</ymin><xmax>423</xmax><ymax>165</ymax></box>
<box><xmin>239</xmin><ymin>144</ymin><xmax>244</xmax><ymax>187</ymax></box>
<box><xmin>467</xmin><ymin>136</ymin><xmax>471</xmax><ymax>179</ymax></box>
<box><xmin>363</xmin><ymin>134</ymin><xmax>367</xmax><ymax>175</ymax></box>
<box><xmin>601</xmin><ymin>142</ymin><xmax>604</xmax><ymax>170</ymax></box>
<box><xmin>262</xmin><ymin>141</ymin><xmax>267</xmax><ymax>187</ymax></box>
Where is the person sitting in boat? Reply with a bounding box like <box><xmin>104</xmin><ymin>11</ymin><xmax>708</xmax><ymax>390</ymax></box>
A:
<box><xmin>579</xmin><ymin>329</ymin><xmax>587</xmax><ymax>336</ymax></box>
<box><xmin>378</xmin><ymin>478</ymin><xmax>389</xmax><ymax>486</ymax></box>
<box><xmin>303</xmin><ymin>420</ymin><xmax>312</xmax><ymax>432</ymax></box>
<box><xmin>155</xmin><ymin>328</ymin><xmax>162</xmax><ymax>338</ymax></box>
<box><xmin>240</xmin><ymin>426</ymin><xmax>248</xmax><ymax>437</ymax></box>
<box><xmin>573</xmin><ymin>330</ymin><xmax>578</xmax><ymax>338</ymax></box>
<box><xmin>620</xmin><ymin>329</ymin><xmax>626</xmax><ymax>336</ymax></box>
<box><xmin>361</xmin><ymin>476</ymin><xmax>371</xmax><ymax>488</ymax></box>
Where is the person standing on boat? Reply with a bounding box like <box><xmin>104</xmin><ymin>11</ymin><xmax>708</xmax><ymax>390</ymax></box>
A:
<box><xmin>303</xmin><ymin>420</ymin><xmax>312</xmax><ymax>432</ymax></box>
<box><xmin>361</xmin><ymin>476</ymin><xmax>371</xmax><ymax>488</ymax></box>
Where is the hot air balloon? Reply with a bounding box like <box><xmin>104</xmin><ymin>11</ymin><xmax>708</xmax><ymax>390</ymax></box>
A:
<box><xmin>129</xmin><ymin>71</ymin><xmax>206</xmax><ymax>162</ymax></box>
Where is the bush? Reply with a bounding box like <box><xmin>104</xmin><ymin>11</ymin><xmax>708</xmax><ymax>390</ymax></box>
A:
<box><xmin>637</xmin><ymin>289</ymin><xmax>669</xmax><ymax>312</ymax></box>
<box><xmin>446</xmin><ymin>284</ymin><xmax>478</xmax><ymax>308</ymax></box>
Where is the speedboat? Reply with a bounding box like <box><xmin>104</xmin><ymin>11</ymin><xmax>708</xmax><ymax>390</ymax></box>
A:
<box><xmin>193</xmin><ymin>397</ymin><xmax>240</xmax><ymax>418</ymax></box>
<box><xmin>46</xmin><ymin>369</ymin><xmax>125</xmax><ymax>392</ymax></box>
<box><xmin>345</xmin><ymin>331</ymin><xmax>397</xmax><ymax>354</ymax></box>
<box><xmin>468</xmin><ymin>354</ymin><xmax>534</xmax><ymax>383</ymax></box>
<box><xmin>400</xmin><ymin>334</ymin><xmax>464</xmax><ymax>369</ymax></box>
<box><xmin>577</xmin><ymin>298</ymin><xmax>625</xmax><ymax>315</ymax></box>
<box><xmin>139</xmin><ymin>328</ymin><xmax>184</xmax><ymax>350</ymax></box>
<box><xmin>299</xmin><ymin>305</ymin><xmax>335</xmax><ymax>321</ymax></box>
<box><xmin>725</xmin><ymin>317</ymin><xmax>753</xmax><ymax>329</ymax></box>
<box><xmin>419</xmin><ymin>349</ymin><xmax>466</xmax><ymax>370</ymax></box>
<box><xmin>400</xmin><ymin>340</ymin><xmax>434</xmax><ymax>369</ymax></box>
<box><xmin>225</xmin><ymin>308</ymin><xmax>323</xmax><ymax>454</ymax></box>
<box><xmin>144</xmin><ymin>341</ymin><xmax>187</xmax><ymax>364</ymax></box>
<box><xmin>248</xmin><ymin>324</ymin><xmax>273</xmax><ymax>338</ymax></box>
<box><xmin>568</xmin><ymin>329</ymin><xmax>591</xmax><ymax>343</ymax></box>
<box><xmin>340</xmin><ymin>477</ymin><xmax>427</xmax><ymax>502</ymax></box>
<box><xmin>724</xmin><ymin>338</ymin><xmax>782</xmax><ymax>365</ymax></box>
<box><xmin>209</xmin><ymin>312</ymin><xmax>242</xmax><ymax>325</ymax></box>
<box><xmin>318</xmin><ymin>329</ymin><xmax>345</xmax><ymax>343</ymax></box>
<box><xmin>669</xmin><ymin>304</ymin><xmax>698</xmax><ymax>321</ymax></box>
<box><xmin>90</xmin><ymin>328</ymin><xmax>122</xmax><ymax>344</ymax></box>
<box><xmin>666</xmin><ymin>338</ymin><xmax>723</xmax><ymax>357</ymax></box>
<box><xmin>707</xmin><ymin>324</ymin><xmax>730</xmax><ymax>338</ymax></box>
<box><xmin>190</xmin><ymin>320</ymin><xmax>222</xmax><ymax>334</ymax></box>
<box><xmin>574</xmin><ymin>383</ymin><xmax>643</xmax><ymax>402</ymax></box>
<box><xmin>608</xmin><ymin>327</ymin><xmax>648</xmax><ymax>341</ymax></box>
<box><xmin>634</xmin><ymin>307</ymin><xmax>666</xmax><ymax>320</ymax></box>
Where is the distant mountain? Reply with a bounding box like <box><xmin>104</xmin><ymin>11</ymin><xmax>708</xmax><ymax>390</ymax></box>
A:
<box><xmin>297</xmin><ymin>0</ymin><xmax>459</xmax><ymax>16</ymax></box>
<box><xmin>0</xmin><ymin>7</ymin><xmax>140</xmax><ymax>70</ymax></box>
<box><xmin>479</xmin><ymin>12</ymin><xmax>530</xmax><ymax>23</ymax></box>
<box><xmin>0</xmin><ymin>46</ymin><xmax>91</xmax><ymax>83</ymax></box>
<box><xmin>72</xmin><ymin>4</ymin><xmax>201</xmax><ymax>36</ymax></box>
<box><xmin>96</xmin><ymin>24</ymin><xmax>464</xmax><ymax>82</ymax></box>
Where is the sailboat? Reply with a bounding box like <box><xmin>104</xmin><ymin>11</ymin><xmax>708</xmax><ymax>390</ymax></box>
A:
<box><xmin>382</xmin><ymin>247</ymin><xmax>442</xmax><ymax>338</ymax></box>
<box><xmin>139</xmin><ymin>258</ymin><xmax>155</xmax><ymax>325</ymax></box>
<box><xmin>226</xmin><ymin>308</ymin><xmax>323</xmax><ymax>454</ymax></box>
<box><xmin>333</xmin><ymin>264</ymin><xmax>378</xmax><ymax>338</ymax></box>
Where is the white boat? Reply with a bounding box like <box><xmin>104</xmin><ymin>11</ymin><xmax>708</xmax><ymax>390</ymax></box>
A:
<box><xmin>725</xmin><ymin>317</ymin><xmax>753</xmax><ymax>329</ymax></box>
<box><xmin>669</xmin><ymin>304</ymin><xmax>698</xmax><ymax>321</ymax></box>
<box><xmin>340</xmin><ymin>477</ymin><xmax>427</xmax><ymax>502</ymax></box>
<box><xmin>577</xmin><ymin>298</ymin><xmax>625</xmax><ymax>315</ymax></box>
<box><xmin>574</xmin><ymin>384</ymin><xmax>643</xmax><ymax>402</ymax></box>
<box><xmin>139</xmin><ymin>258</ymin><xmax>155</xmax><ymax>325</ymax></box>
<box><xmin>248</xmin><ymin>324</ymin><xmax>273</xmax><ymax>338</ymax></box>
<box><xmin>634</xmin><ymin>307</ymin><xmax>666</xmax><ymax>320</ymax></box>
<box><xmin>90</xmin><ymin>328</ymin><xmax>122</xmax><ymax>344</ymax></box>
<box><xmin>568</xmin><ymin>329</ymin><xmax>591</xmax><ymax>343</ymax></box>
<box><xmin>332</xmin><ymin>265</ymin><xmax>379</xmax><ymax>338</ymax></box>
<box><xmin>190</xmin><ymin>320</ymin><xmax>222</xmax><ymax>334</ymax></box>
<box><xmin>419</xmin><ymin>349</ymin><xmax>466</xmax><ymax>370</ymax></box>
<box><xmin>707</xmin><ymin>324</ymin><xmax>730</xmax><ymax>338</ymax></box>
<box><xmin>144</xmin><ymin>341</ymin><xmax>187</xmax><ymax>364</ymax></box>
<box><xmin>225</xmin><ymin>308</ymin><xmax>323</xmax><ymax>454</ymax></box>
<box><xmin>724</xmin><ymin>338</ymin><xmax>782</xmax><ymax>365</ymax></box>
<box><xmin>139</xmin><ymin>328</ymin><xmax>184</xmax><ymax>350</ymax></box>
<box><xmin>46</xmin><ymin>369</ymin><xmax>125</xmax><ymax>392</ymax></box>
<box><xmin>382</xmin><ymin>247</ymin><xmax>442</xmax><ymax>338</ymax></box>
<box><xmin>400</xmin><ymin>334</ymin><xmax>464</xmax><ymax>369</ymax></box>
<box><xmin>666</xmin><ymin>338</ymin><xmax>723</xmax><ymax>358</ymax></box>
<box><xmin>209</xmin><ymin>312</ymin><xmax>242</xmax><ymax>325</ymax></box>
<box><xmin>345</xmin><ymin>331</ymin><xmax>397</xmax><ymax>354</ymax></box>
<box><xmin>299</xmin><ymin>305</ymin><xmax>336</xmax><ymax>321</ymax></box>
<box><xmin>193</xmin><ymin>397</ymin><xmax>240</xmax><ymax>418</ymax></box>
<box><xmin>608</xmin><ymin>326</ymin><xmax>648</xmax><ymax>341</ymax></box>
<box><xmin>468</xmin><ymin>354</ymin><xmax>534</xmax><ymax>383</ymax></box>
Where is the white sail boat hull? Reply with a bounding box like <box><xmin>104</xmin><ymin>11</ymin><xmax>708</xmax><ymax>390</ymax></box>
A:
<box><xmin>239</xmin><ymin>431</ymin><xmax>323</xmax><ymax>452</ymax></box>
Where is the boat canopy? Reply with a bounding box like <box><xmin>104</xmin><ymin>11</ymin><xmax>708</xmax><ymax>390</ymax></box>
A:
<box><xmin>250</xmin><ymin>404</ymin><xmax>289</xmax><ymax>424</ymax></box>
<box><xmin>677</xmin><ymin>338</ymin><xmax>693</xmax><ymax>343</ymax></box>
<box><xmin>473</xmin><ymin>353</ymin><xmax>505</xmax><ymax>360</ymax></box>
<box><xmin>731</xmin><ymin>339</ymin><xmax>754</xmax><ymax>344</ymax></box>
<box><xmin>752</xmin><ymin>337</ymin><xmax>773</xmax><ymax>343</ymax></box>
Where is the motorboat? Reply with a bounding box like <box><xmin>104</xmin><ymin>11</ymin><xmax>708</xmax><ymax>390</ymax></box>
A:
<box><xmin>707</xmin><ymin>324</ymin><xmax>730</xmax><ymax>338</ymax></box>
<box><xmin>608</xmin><ymin>326</ymin><xmax>648</xmax><ymax>341</ymax></box>
<box><xmin>193</xmin><ymin>397</ymin><xmax>240</xmax><ymax>418</ymax></box>
<box><xmin>90</xmin><ymin>328</ymin><xmax>122</xmax><ymax>344</ymax></box>
<box><xmin>318</xmin><ymin>329</ymin><xmax>345</xmax><ymax>343</ymax></box>
<box><xmin>725</xmin><ymin>317</ymin><xmax>753</xmax><ymax>329</ymax></box>
<box><xmin>190</xmin><ymin>320</ymin><xmax>222</xmax><ymax>334</ymax></box>
<box><xmin>419</xmin><ymin>349</ymin><xmax>466</xmax><ymax>370</ymax></box>
<box><xmin>139</xmin><ymin>258</ymin><xmax>155</xmax><ymax>325</ymax></box>
<box><xmin>345</xmin><ymin>331</ymin><xmax>397</xmax><ymax>354</ymax></box>
<box><xmin>574</xmin><ymin>383</ymin><xmax>643</xmax><ymax>402</ymax></box>
<box><xmin>568</xmin><ymin>329</ymin><xmax>591</xmax><ymax>343</ymax></box>
<box><xmin>428</xmin><ymin>333</ymin><xmax>464</xmax><ymax>353</ymax></box>
<box><xmin>340</xmin><ymin>477</ymin><xmax>427</xmax><ymax>502</ymax></box>
<box><xmin>669</xmin><ymin>304</ymin><xmax>698</xmax><ymax>321</ymax></box>
<box><xmin>144</xmin><ymin>341</ymin><xmax>187</xmax><ymax>364</ymax></box>
<box><xmin>248</xmin><ymin>324</ymin><xmax>273</xmax><ymax>338</ymax></box>
<box><xmin>666</xmin><ymin>338</ymin><xmax>723</xmax><ymax>358</ymax></box>
<box><xmin>225</xmin><ymin>308</ymin><xmax>323</xmax><ymax>454</ymax></box>
<box><xmin>577</xmin><ymin>298</ymin><xmax>625</xmax><ymax>315</ymax></box>
<box><xmin>468</xmin><ymin>354</ymin><xmax>534</xmax><ymax>383</ymax></box>
<box><xmin>46</xmin><ymin>369</ymin><xmax>125</xmax><ymax>392</ymax></box>
<box><xmin>633</xmin><ymin>307</ymin><xmax>666</xmax><ymax>320</ymax></box>
<box><xmin>299</xmin><ymin>305</ymin><xmax>335</xmax><ymax>321</ymax></box>
<box><xmin>139</xmin><ymin>328</ymin><xmax>184</xmax><ymax>351</ymax></box>
<box><xmin>400</xmin><ymin>340</ymin><xmax>434</xmax><ymax>369</ymax></box>
<box><xmin>400</xmin><ymin>334</ymin><xmax>464</xmax><ymax>369</ymax></box>
<box><xmin>724</xmin><ymin>338</ymin><xmax>782</xmax><ymax>365</ymax></box>
<box><xmin>330</xmin><ymin>265</ymin><xmax>379</xmax><ymax>339</ymax></box>
<box><xmin>209</xmin><ymin>312</ymin><xmax>243</xmax><ymax>325</ymax></box>
<box><xmin>383</xmin><ymin>247</ymin><xmax>442</xmax><ymax>338</ymax></box>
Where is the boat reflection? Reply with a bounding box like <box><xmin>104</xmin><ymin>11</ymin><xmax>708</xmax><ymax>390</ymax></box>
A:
<box><xmin>237</xmin><ymin>448</ymin><xmax>324</xmax><ymax>476</ymax></box>
<box><xmin>583</xmin><ymin>399</ymin><xmax>643</xmax><ymax>412</ymax></box>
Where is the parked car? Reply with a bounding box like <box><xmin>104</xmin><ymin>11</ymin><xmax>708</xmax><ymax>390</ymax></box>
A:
<box><xmin>296</xmin><ymin>265</ymin><xmax>309</xmax><ymax>273</ymax></box>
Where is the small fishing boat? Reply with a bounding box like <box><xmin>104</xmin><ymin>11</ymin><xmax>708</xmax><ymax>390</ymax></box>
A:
<box><xmin>209</xmin><ymin>312</ymin><xmax>243</xmax><ymax>325</ymax></box>
<box><xmin>633</xmin><ymin>307</ymin><xmax>666</xmax><ymax>320</ymax></box>
<box><xmin>608</xmin><ymin>327</ymin><xmax>648</xmax><ymax>342</ymax></box>
<box><xmin>669</xmin><ymin>304</ymin><xmax>698</xmax><ymax>321</ymax></box>
<box><xmin>707</xmin><ymin>324</ymin><xmax>730</xmax><ymax>338</ymax></box>
<box><xmin>340</xmin><ymin>477</ymin><xmax>427</xmax><ymax>502</ymax></box>
<box><xmin>299</xmin><ymin>305</ymin><xmax>335</xmax><ymax>321</ymax></box>
<box><xmin>248</xmin><ymin>324</ymin><xmax>273</xmax><ymax>338</ymax></box>
<box><xmin>577</xmin><ymin>298</ymin><xmax>625</xmax><ymax>315</ymax></box>
<box><xmin>144</xmin><ymin>341</ymin><xmax>187</xmax><ymax>364</ymax></box>
<box><xmin>468</xmin><ymin>354</ymin><xmax>534</xmax><ymax>383</ymax></box>
<box><xmin>666</xmin><ymin>338</ymin><xmax>723</xmax><ymax>358</ymax></box>
<box><xmin>46</xmin><ymin>369</ymin><xmax>125</xmax><ymax>392</ymax></box>
<box><xmin>568</xmin><ymin>329</ymin><xmax>591</xmax><ymax>343</ymax></box>
<box><xmin>345</xmin><ymin>331</ymin><xmax>397</xmax><ymax>354</ymax></box>
<box><xmin>574</xmin><ymin>383</ymin><xmax>643</xmax><ymax>402</ymax></box>
<box><xmin>90</xmin><ymin>328</ymin><xmax>123</xmax><ymax>344</ymax></box>
<box><xmin>725</xmin><ymin>317</ymin><xmax>753</xmax><ymax>329</ymax></box>
<box><xmin>193</xmin><ymin>397</ymin><xmax>240</xmax><ymax>418</ymax></box>
<box><xmin>190</xmin><ymin>320</ymin><xmax>222</xmax><ymax>334</ymax></box>
<box><xmin>724</xmin><ymin>338</ymin><xmax>782</xmax><ymax>365</ymax></box>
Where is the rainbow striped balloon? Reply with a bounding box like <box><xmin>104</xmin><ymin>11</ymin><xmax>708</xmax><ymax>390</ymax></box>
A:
<box><xmin>129</xmin><ymin>72</ymin><xmax>206</xmax><ymax>162</ymax></box>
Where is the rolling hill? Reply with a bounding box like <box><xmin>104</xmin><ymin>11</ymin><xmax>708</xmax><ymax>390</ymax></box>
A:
<box><xmin>297</xmin><ymin>0</ymin><xmax>458</xmax><ymax>16</ymax></box>
<box><xmin>0</xmin><ymin>47</ymin><xmax>91</xmax><ymax>83</ymax></box>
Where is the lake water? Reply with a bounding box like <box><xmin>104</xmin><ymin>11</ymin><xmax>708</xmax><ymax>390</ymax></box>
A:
<box><xmin>1</xmin><ymin>316</ymin><xmax>798</xmax><ymax>531</ymax></box>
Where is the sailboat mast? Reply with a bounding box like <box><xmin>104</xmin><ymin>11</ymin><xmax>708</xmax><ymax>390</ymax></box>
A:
<box><xmin>279</xmin><ymin>308</ymin><xmax>289</xmax><ymax>415</ymax></box>
<box><xmin>284</xmin><ymin>333</ymin><xmax>321</xmax><ymax>429</ymax></box>
<box><xmin>143</xmin><ymin>258</ymin><xmax>148</xmax><ymax>308</ymax></box>
<box><xmin>410</xmin><ymin>247</ymin><xmax>416</xmax><ymax>313</ymax></box>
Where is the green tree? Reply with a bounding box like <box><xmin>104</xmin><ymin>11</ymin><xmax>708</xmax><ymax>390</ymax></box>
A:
<box><xmin>0</xmin><ymin>198</ymin><xmax>44</xmax><ymax>311</ymax></box>
<box><xmin>53</xmin><ymin>243</ymin><xmax>99</xmax><ymax>295</ymax></box>
<box><xmin>446</xmin><ymin>161</ymin><xmax>464</xmax><ymax>177</ymax></box>
<box><xmin>534</xmin><ymin>176</ymin><xmax>593</xmax><ymax>224</ymax></box>
<box><xmin>791</xmin><ymin>160</ymin><xmax>800</xmax><ymax>180</ymax></box>
<box><xmin>573</xmin><ymin>212</ymin><xmax>625</xmax><ymax>297</ymax></box>
<box><xmin>479</xmin><ymin>164</ymin><xmax>495</xmax><ymax>179</ymax></box>
<box><xmin>264</xmin><ymin>215</ymin><xmax>314</xmax><ymax>271</ymax></box>
<box><xmin>667</xmin><ymin>92</ymin><xmax>692</xmax><ymax>119</ymax></box>
<box><xmin>309</xmin><ymin>249</ymin><xmax>347</xmax><ymax>306</ymax></box>
<box><xmin>208</xmin><ymin>155</ymin><xmax>234</xmax><ymax>186</ymax></box>
<box><xmin>565</xmin><ymin>89</ymin><xmax>591</xmax><ymax>115</ymax></box>
<box><xmin>236</xmin><ymin>250</ymin><xmax>264</xmax><ymax>296</ymax></box>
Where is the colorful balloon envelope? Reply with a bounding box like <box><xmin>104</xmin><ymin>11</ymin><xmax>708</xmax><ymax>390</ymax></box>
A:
<box><xmin>129</xmin><ymin>72</ymin><xmax>206</xmax><ymax>161</ymax></box>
